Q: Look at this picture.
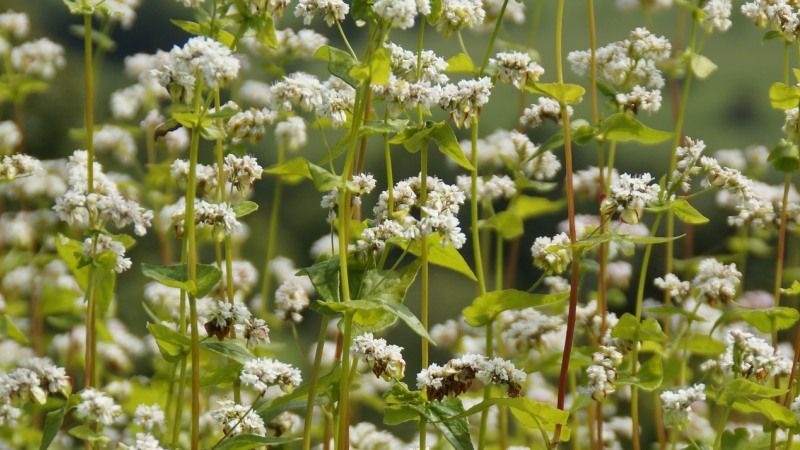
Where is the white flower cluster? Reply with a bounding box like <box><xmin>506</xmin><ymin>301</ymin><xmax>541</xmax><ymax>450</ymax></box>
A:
<box><xmin>520</xmin><ymin>97</ymin><xmax>573</xmax><ymax>128</ymax></box>
<box><xmin>240</xmin><ymin>357</ymin><xmax>302</xmax><ymax>394</ymax></box>
<box><xmin>602</xmin><ymin>173</ymin><xmax>661</xmax><ymax>224</ymax></box>
<box><xmin>385</xmin><ymin>42</ymin><xmax>448</xmax><ymax>84</ymax></box>
<box><xmin>703</xmin><ymin>0</ymin><xmax>733</xmax><ymax>32</ymax></box>
<box><xmin>456</xmin><ymin>174</ymin><xmax>516</xmax><ymax>205</ymax></box>
<box><xmin>436</xmin><ymin>0</ymin><xmax>485</xmax><ymax>35</ymax></box>
<box><xmin>128</xmin><ymin>432</ymin><xmax>166</xmax><ymax>450</ymax></box>
<box><xmin>742</xmin><ymin>0</ymin><xmax>800</xmax><ymax>41</ymax></box>
<box><xmin>203</xmin><ymin>299</ymin><xmax>251</xmax><ymax>339</ymax></box>
<box><xmin>94</xmin><ymin>125</ymin><xmax>137</xmax><ymax>163</ymax></box>
<box><xmin>576</xmin><ymin>299</ymin><xmax>619</xmax><ymax>341</ymax></box>
<box><xmin>438</xmin><ymin>77</ymin><xmax>493</xmax><ymax>127</ymax></box>
<box><xmin>569</xmin><ymin>27</ymin><xmax>670</xmax><ymax>112</ymax></box>
<box><xmin>75</xmin><ymin>388</ymin><xmax>123</xmax><ymax>427</ymax></box>
<box><xmin>373</xmin><ymin>76</ymin><xmax>443</xmax><ymax>115</ymax></box>
<box><xmin>616</xmin><ymin>0</ymin><xmax>672</xmax><ymax>12</ymax></box>
<box><xmin>0</xmin><ymin>357</ymin><xmax>70</xmax><ymax>426</ymax></box>
<box><xmin>270</xmin><ymin>256</ymin><xmax>315</xmax><ymax>323</ymax></box>
<box><xmin>275</xmin><ymin>117</ymin><xmax>308</xmax><ymax>151</ymax></box>
<box><xmin>0</xmin><ymin>10</ymin><xmax>29</xmax><ymax>39</ymax></box>
<box><xmin>692</xmin><ymin>258</ymin><xmax>741</xmax><ymax>304</ymax></box>
<box><xmin>0</xmin><ymin>121</ymin><xmax>21</xmax><ymax>151</ymax></box>
<box><xmin>487</xmin><ymin>51</ymin><xmax>544</xmax><ymax>87</ymax></box>
<box><xmin>54</xmin><ymin>150</ymin><xmax>154</xmax><ymax>235</ymax></box>
<box><xmin>321</xmin><ymin>173</ymin><xmax>377</xmax><ymax>221</ymax></box>
<box><xmin>530</xmin><ymin>232</ymin><xmax>572</xmax><ymax>274</ymax></box>
<box><xmin>500</xmin><ymin>308</ymin><xmax>564</xmax><ymax>351</ymax></box>
<box><xmin>358</xmin><ymin>175</ymin><xmax>466</xmax><ymax>253</ymax></box>
<box><xmin>350</xmin><ymin>422</ymin><xmax>407</xmax><ymax>449</ymax></box>
<box><xmin>654</xmin><ymin>273</ymin><xmax>690</xmax><ymax>302</ymax></box>
<box><xmin>236</xmin><ymin>317</ymin><xmax>271</xmax><ymax>347</ymax></box>
<box><xmin>351</xmin><ymin>333</ymin><xmax>406</xmax><ymax>381</ymax></box>
<box><xmin>257</xmin><ymin>28</ymin><xmax>328</xmax><ymax>60</ymax></box>
<box><xmin>585</xmin><ymin>346</ymin><xmax>624</xmax><ymax>401</ymax></box>
<box><xmin>10</xmin><ymin>38</ymin><xmax>65</xmax><ymax>80</ymax></box>
<box><xmin>133</xmin><ymin>404</ymin><xmax>165</xmax><ymax>431</ymax></box>
<box><xmin>670</xmin><ymin>137</ymin><xmax>706</xmax><ymax>192</ymax></box>
<box><xmin>482</xmin><ymin>0</ymin><xmax>525</xmax><ymax>25</ymax></box>
<box><xmin>0</xmin><ymin>153</ymin><xmax>41</xmax><ymax>180</ymax></box>
<box><xmin>702</xmin><ymin>329</ymin><xmax>791</xmax><ymax>379</ymax></box>
<box><xmin>226</xmin><ymin>107</ymin><xmax>277</xmax><ymax>144</ymax></box>
<box><xmin>223</xmin><ymin>154</ymin><xmax>264</xmax><ymax>193</ymax></box>
<box><xmin>699</xmin><ymin>156</ymin><xmax>775</xmax><ymax>227</ymax></box>
<box><xmin>210</xmin><ymin>400</ymin><xmax>266</xmax><ymax>436</ymax></box>
<box><xmin>460</xmin><ymin>129</ymin><xmax>560</xmax><ymax>180</ymax></box>
<box><xmin>372</xmin><ymin>0</ymin><xmax>430</xmax><ymax>29</ymax></box>
<box><xmin>294</xmin><ymin>0</ymin><xmax>350</xmax><ymax>26</ymax></box>
<box><xmin>574</xmin><ymin>166</ymin><xmax>619</xmax><ymax>199</ymax></box>
<box><xmin>661</xmin><ymin>384</ymin><xmax>706</xmax><ymax>429</ymax></box>
<box><xmin>417</xmin><ymin>353</ymin><xmax>525</xmax><ymax>400</ymax></box>
<box><xmin>171</xmin><ymin>199</ymin><xmax>239</xmax><ymax>237</ymax></box>
<box><xmin>152</xmin><ymin>36</ymin><xmax>240</xmax><ymax>103</ymax></box>
<box><xmin>85</xmin><ymin>234</ymin><xmax>132</xmax><ymax>273</ymax></box>
<box><xmin>171</xmin><ymin>154</ymin><xmax>263</xmax><ymax>198</ymax></box>
<box><xmin>270</xmin><ymin>73</ymin><xmax>355</xmax><ymax>128</ymax></box>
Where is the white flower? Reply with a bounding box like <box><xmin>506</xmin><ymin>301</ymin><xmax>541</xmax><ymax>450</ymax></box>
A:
<box><xmin>310</xmin><ymin>233</ymin><xmax>339</xmax><ymax>259</ymax></box>
<box><xmin>133</xmin><ymin>404</ymin><xmax>165</xmax><ymax>431</ymax></box>
<box><xmin>203</xmin><ymin>299</ymin><xmax>251</xmax><ymax>339</ymax></box>
<box><xmin>530</xmin><ymin>233</ymin><xmax>572</xmax><ymax>274</ymax></box>
<box><xmin>294</xmin><ymin>0</ymin><xmax>350</xmax><ymax>26</ymax></box>
<box><xmin>85</xmin><ymin>234</ymin><xmax>131</xmax><ymax>273</ymax></box>
<box><xmin>488</xmin><ymin>51</ymin><xmax>544</xmax><ymax>87</ymax></box>
<box><xmin>317</xmin><ymin>79</ymin><xmax>355</xmax><ymax>127</ymax></box>
<box><xmin>53</xmin><ymin>150</ymin><xmax>153</xmax><ymax>235</ymax></box>
<box><xmin>240</xmin><ymin>358</ymin><xmax>302</xmax><ymax>394</ymax></box>
<box><xmin>351</xmin><ymin>333</ymin><xmax>406</xmax><ymax>381</ymax></box>
<box><xmin>585</xmin><ymin>346</ymin><xmax>623</xmax><ymax>401</ymax></box>
<box><xmin>791</xmin><ymin>394</ymin><xmax>800</xmax><ymax>421</ymax></box>
<box><xmin>100</xmin><ymin>0</ymin><xmax>142</xmax><ymax>29</ymax></box>
<box><xmin>238</xmin><ymin>80</ymin><xmax>273</xmax><ymax>107</ymax></box>
<box><xmin>129</xmin><ymin>433</ymin><xmax>166</xmax><ymax>450</ymax></box>
<box><xmin>235</xmin><ymin>317</ymin><xmax>271</xmax><ymax>347</ymax></box>
<box><xmin>703</xmin><ymin>0</ymin><xmax>732</xmax><ymax>32</ymax></box>
<box><xmin>0</xmin><ymin>154</ymin><xmax>41</xmax><ymax>180</ymax></box>
<box><xmin>75</xmin><ymin>388</ymin><xmax>122</xmax><ymax>426</ymax></box>
<box><xmin>386</xmin><ymin>42</ymin><xmax>448</xmax><ymax>84</ymax></box>
<box><xmin>0</xmin><ymin>121</ymin><xmax>21</xmax><ymax>151</ymax></box>
<box><xmin>417</xmin><ymin>354</ymin><xmax>523</xmax><ymax>400</ymax></box>
<box><xmin>741</xmin><ymin>0</ymin><xmax>800</xmax><ymax>41</ymax></box>
<box><xmin>692</xmin><ymin>258</ymin><xmax>741</xmax><ymax>304</ymax></box>
<box><xmin>456</xmin><ymin>174</ymin><xmax>516</xmax><ymax>205</ymax></box>
<box><xmin>654</xmin><ymin>273</ymin><xmax>690</xmax><ymax>302</ymax></box>
<box><xmin>271</xmin><ymin>72</ymin><xmax>323</xmax><ymax>112</ymax></box>
<box><xmin>226</xmin><ymin>108</ymin><xmax>276</xmax><ymax>143</ymax></box>
<box><xmin>275</xmin><ymin>277</ymin><xmax>313</xmax><ymax>323</ymax></box>
<box><xmin>661</xmin><ymin>384</ymin><xmax>706</xmax><ymax>429</ymax></box>
<box><xmin>350</xmin><ymin>423</ymin><xmax>406</xmax><ymax>449</ymax></box>
<box><xmin>436</xmin><ymin>0</ymin><xmax>485</xmax><ymax>35</ymax></box>
<box><xmin>704</xmin><ymin>329</ymin><xmax>791</xmax><ymax>379</ymax></box>
<box><xmin>544</xmin><ymin>276</ymin><xmax>570</xmax><ymax>294</ymax></box>
<box><xmin>268</xmin><ymin>411</ymin><xmax>302</xmax><ymax>437</ymax></box>
<box><xmin>275</xmin><ymin>117</ymin><xmax>308</xmax><ymax>151</ymax></box>
<box><xmin>0</xmin><ymin>11</ymin><xmax>29</xmax><ymax>39</ymax></box>
<box><xmin>210</xmin><ymin>400</ymin><xmax>266</xmax><ymax>436</ymax></box>
<box><xmin>438</xmin><ymin>77</ymin><xmax>493</xmax><ymax>127</ymax></box>
<box><xmin>372</xmin><ymin>0</ymin><xmax>430</xmax><ymax>29</ymax></box>
<box><xmin>152</xmin><ymin>36</ymin><xmax>240</xmax><ymax>103</ymax></box>
<box><xmin>606</xmin><ymin>261</ymin><xmax>633</xmax><ymax>289</ymax></box>
<box><xmin>11</xmin><ymin>38</ymin><xmax>65</xmax><ymax>79</ymax></box>
<box><xmin>602</xmin><ymin>173</ymin><xmax>661</xmax><ymax>224</ymax></box>
<box><xmin>615</xmin><ymin>86</ymin><xmax>662</xmax><ymax>113</ymax></box>
<box><xmin>94</xmin><ymin>125</ymin><xmax>137</xmax><ymax>163</ymax></box>
<box><xmin>172</xmin><ymin>200</ymin><xmax>240</xmax><ymax>237</ymax></box>
<box><xmin>500</xmin><ymin>308</ymin><xmax>564</xmax><ymax>351</ymax></box>
<box><xmin>520</xmin><ymin>97</ymin><xmax>572</xmax><ymax>128</ymax></box>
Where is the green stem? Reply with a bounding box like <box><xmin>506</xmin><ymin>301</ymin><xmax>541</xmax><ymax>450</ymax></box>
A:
<box><xmin>470</xmin><ymin>118</ymin><xmax>487</xmax><ymax>295</ymax></box>
<box><xmin>478</xmin><ymin>0</ymin><xmax>510</xmax><ymax>75</ymax></box>
<box><xmin>336</xmin><ymin>313</ymin><xmax>354</xmax><ymax>450</ymax></box>
<box><xmin>631</xmin><ymin>212</ymin><xmax>665</xmax><ymax>450</ymax></box>
<box><xmin>420</xmin><ymin>144</ymin><xmax>430</xmax><ymax>371</ymax></box>
<box><xmin>259</xmin><ymin>142</ymin><xmax>286</xmax><ymax>315</ymax></box>
<box><xmin>713</xmin><ymin>406</ymin><xmax>731</xmax><ymax>449</ymax></box>
<box><xmin>302</xmin><ymin>317</ymin><xmax>331</xmax><ymax>450</ymax></box>
<box><xmin>553</xmin><ymin>0</ymin><xmax>579</xmax><ymax>443</ymax></box>
<box><xmin>478</xmin><ymin>320</ymin><xmax>494</xmax><ymax>450</ymax></box>
<box><xmin>184</xmin><ymin>78</ymin><xmax>204</xmax><ymax>450</ymax></box>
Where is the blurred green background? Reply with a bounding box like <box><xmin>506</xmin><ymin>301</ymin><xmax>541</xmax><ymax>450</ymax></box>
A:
<box><xmin>2</xmin><ymin>0</ymin><xmax>793</xmax><ymax>434</ymax></box>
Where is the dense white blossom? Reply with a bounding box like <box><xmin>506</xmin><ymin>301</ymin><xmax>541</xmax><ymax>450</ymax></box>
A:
<box><xmin>438</xmin><ymin>77</ymin><xmax>493</xmax><ymax>127</ymax></box>
<box><xmin>436</xmin><ymin>0</ymin><xmax>485</xmax><ymax>35</ymax></box>
<box><xmin>520</xmin><ymin>97</ymin><xmax>572</xmax><ymax>128</ymax></box>
<box><xmin>661</xmin><ymin>384</ymin><xmax>706</xmax><ymax>429</ymax></box>
<box><xmin>11</xmin><ymin>38</ymin><xmax>65</xmax><ymax>79</ymax></box>
<box><xmin>75</xmin><ymin>388</ymin><xmax>122</xmax><ymax>426</ymax></box>
<box><xmin>294</xmin><ymin>0</ymin><xmax>349</xmax><ymax>26</ymax></box>
<box><xmin>692</xmin><ymin>258</ymin><xmax>741</xmax><ymax>304</ymax></box>
<box><xmin>530</xmin><ymin>233</ymin><xmax>571</xmax><ymax>274</ymax></box>
<box><xmin>351</xmin><ymin>333</ymin><xmax>406</xmax><ymax>381</ymax></box>
<box><xmin>487</xmin><ymin>51</ymin><xmax>544</xmax><ymax>87</ymax></box>
<box><xmin>240</xmin><ymin>357</ymin><xmax>302</xmax><ymax>394</ymax></box>
<box><xmin>602</xmin><ymin>173</ymin><xmax>661</xmax><ymax>224</ymax></box>
<box><xmin>133</xmin><ymin>404</ymin><xmax>165</xmax><ymax>431</ymax></box>
<box><xmin>702</xmin><ymin>329</ymin><xmax>791</xmax><ymax>379</ymax></box>
<box><xmin>210</xmin><ymin>400</ymin><xmax>266</xmax><ymax>436</ymax></box>
<box><xmin>152</xmin><ymin>37</ymin><xmax>240</xmax><ymax>103</ymax></box>
<box><xmin>417</xmin><ymin>354</ymin><xmax>523</xmax><ymax>400</ymax></box>
<box><xmin>585</xmin><ymin>346</ymin><xmax>623</xmax><ymax>401</ymax></box>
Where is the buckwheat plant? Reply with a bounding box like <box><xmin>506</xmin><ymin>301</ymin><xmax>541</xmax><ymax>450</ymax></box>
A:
<box><xmin>4</xmin><ymin>0</ymin><xmax>800</xmax><ymax>449</ymax></box>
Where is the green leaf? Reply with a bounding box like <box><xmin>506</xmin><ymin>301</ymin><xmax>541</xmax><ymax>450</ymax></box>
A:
<box><xmin>214</xmin><ymin>434</ymin><xmax>298</xmax><ymax>450</ymax></box>
<box><xmin>784</xmin><ymin>280</ymin><xmax>800</xmax><ymax>295</ymax></box>
<box><xmin>40</xmin><ymin>403</ymin><xmax>69</xmax><ymax>450</ymax></box>
<box><xmin>315</xmin><ymin>45</ymin><xmax>358</xmax><ymax>87</ymax></box>
<box><xmin>768</xmin><ymin>140</ymin><xmax>800</xmax><ymax>172</ymax></box>
<box><xmin>681</xmin><ymin>334</ymin><xmax>726</xmax><ymax>356</ymax></box>
<box><xmin>619</xmin><ymin>354</ymin><xmax>663</xmax><ymax>390</ymax></box>
<box><xmin>671</xmin><ymin>198</ymin><xmax>709</xmax><ymax>224</ymax></box>
<box><xmin>769</xmin><ymin>82</ymin><xmax>800</xmax><ymax>110</ymax></box>
<box><xmin>0</xmin><ymin>314</ymin><xmax>28</xmax><ymax>344</ymax></box>
<box><xmin>611</xmin><ymin>313</ymin><xmax>667</xmax><ymax>343</ymax></box>
<box><xmin>479</xmin><ymin>211</ymin><xmax>524</xmax><ymax>239</ymax></box>
<box><xmin>201</xmin><ymin>362</ymin><xmax>242</xmax><ymax>387</ymax></box>
<box><xmin>454</xmin><ymin>397</ymin><xmax>570</xmax><ymax>441</ymax></box>
<box><xmin>525</xmin><ymin>82</ymin><xmax>585</xmax><ymax>105</ymax></box>
<box><xmin>349</xmin><ymin>264</ymin><xmax>419</xmax><ymax>332</ymax></box>
<box><xmin>737</xmin><ymin>307</ymin><xmax>800</xmax><ymax>333</ymax></box>
<box><xmin>399</xmin><ymin>235</ymin><xmax>477</xmax><ymax>281</ymax></box>
<box><xmin>264</xmin><ymin>157</ymin><xmax>311</xmax><ymax>184</ymax></box>
<box><xmin>446</xmin><ymin>52</ymin><xmax>475</xmax><ymax>74</ymax></box>
<box><xmin>600</xmin><ymin>113</ymin><xmax>672</xmax><ymax>144</ymax></box>
<box><xmin>716</xmin><ymin>378</ymin><xmax>785</xmax><ymax>406</ymax></box>
<box><xmin>425</xmin><ymin>398</ymin><xmax>474</xmax><ymax>450</ymax></box>
<box><xmin>69</xmin><ymin>425</ymin><xmax>108</xmax><ymax>443</ymax></box>
<box><xmin>350</xmin><ymin>47</ymin><xmax>391</xmax><ymax>85</ymax></box>
<box><xmin>141</xmin><ymin>263</ymin><xmax>221</xmax><ymax>298</ymax></box>
<box><xmin>390</xmin><ymin>123</ymin><xmax>436</xmax><ymax>152</ymax></box>
<box><xmin>255</xmin><ymin>16</ymin><xmax>278</xmax><ymax>49</ymax></box>
<box><xmin>232</xmin><ymin>201</ymin><xmax>259</xmax><ymax>218</ymax></box>
<box><xmin>463</xmin><ymin>289</ymin><xmax>567</xmax><ymax>327</ymax></box>
<box><xmin>317</xmin><ymin>299</ymin><xmax>435</xmax><ymax>343</ymax></box>
<box><xmin>300</xmin><ymin>257</ymin><xmax>343</xmax><ymax>302</ymax></box>
<box><xmin>732</xmin><ymin>398</ymin><xmax>797</xmax><ymax>426</ymax></box>
<box><xmin>201</xmin><ymin>340</ymin><xmax>254</xmax><ymax>364</ymax></box>
<box><xmin>147</xmin><ymin>322</ymin><xmax>190</xmax><ymax>362</ymax></box>
<box><xmin>429</xmin><ymin>122</ymin><xmax>474</xmax><ymax>171</ymax></box>
<box><xmin>690</xmin><ymin>53</ymin><xmax>717</xmax><ymax>79</ymax></box>
<box><xmin>508</xmin><ymin>196</ymin><xmax>566</xmax><ymax>220</ymax></box>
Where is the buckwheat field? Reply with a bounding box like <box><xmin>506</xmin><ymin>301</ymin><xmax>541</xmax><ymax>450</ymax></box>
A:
<box><xmin>3</xmin><ymin>0</ymin><xmax>800</xmax><ymax>449</ymax></box>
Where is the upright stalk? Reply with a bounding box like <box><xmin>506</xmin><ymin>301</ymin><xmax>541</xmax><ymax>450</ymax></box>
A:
<box><xmin>82</xmin><ymin>12</ymin><xmax>98</xmax><ymax>389</ymax></box>
<box><xmin>302</xmin><ymin>316</ymin><xmax>331</xmax><ymax>450</ymax></box>
<box><xmin>259</xmin><ymin>142</ymin><xmax>286</xmax><ymax>314</ymax></box>
<box><xmin>552</xmin><ymin>0</ymin><xmax>580</xmax><ymax>443</ymax></box>
<box><xmin>184</xmin><ymin>78</ymin><xmax>204</xmax><ymax>450</ymax></box>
